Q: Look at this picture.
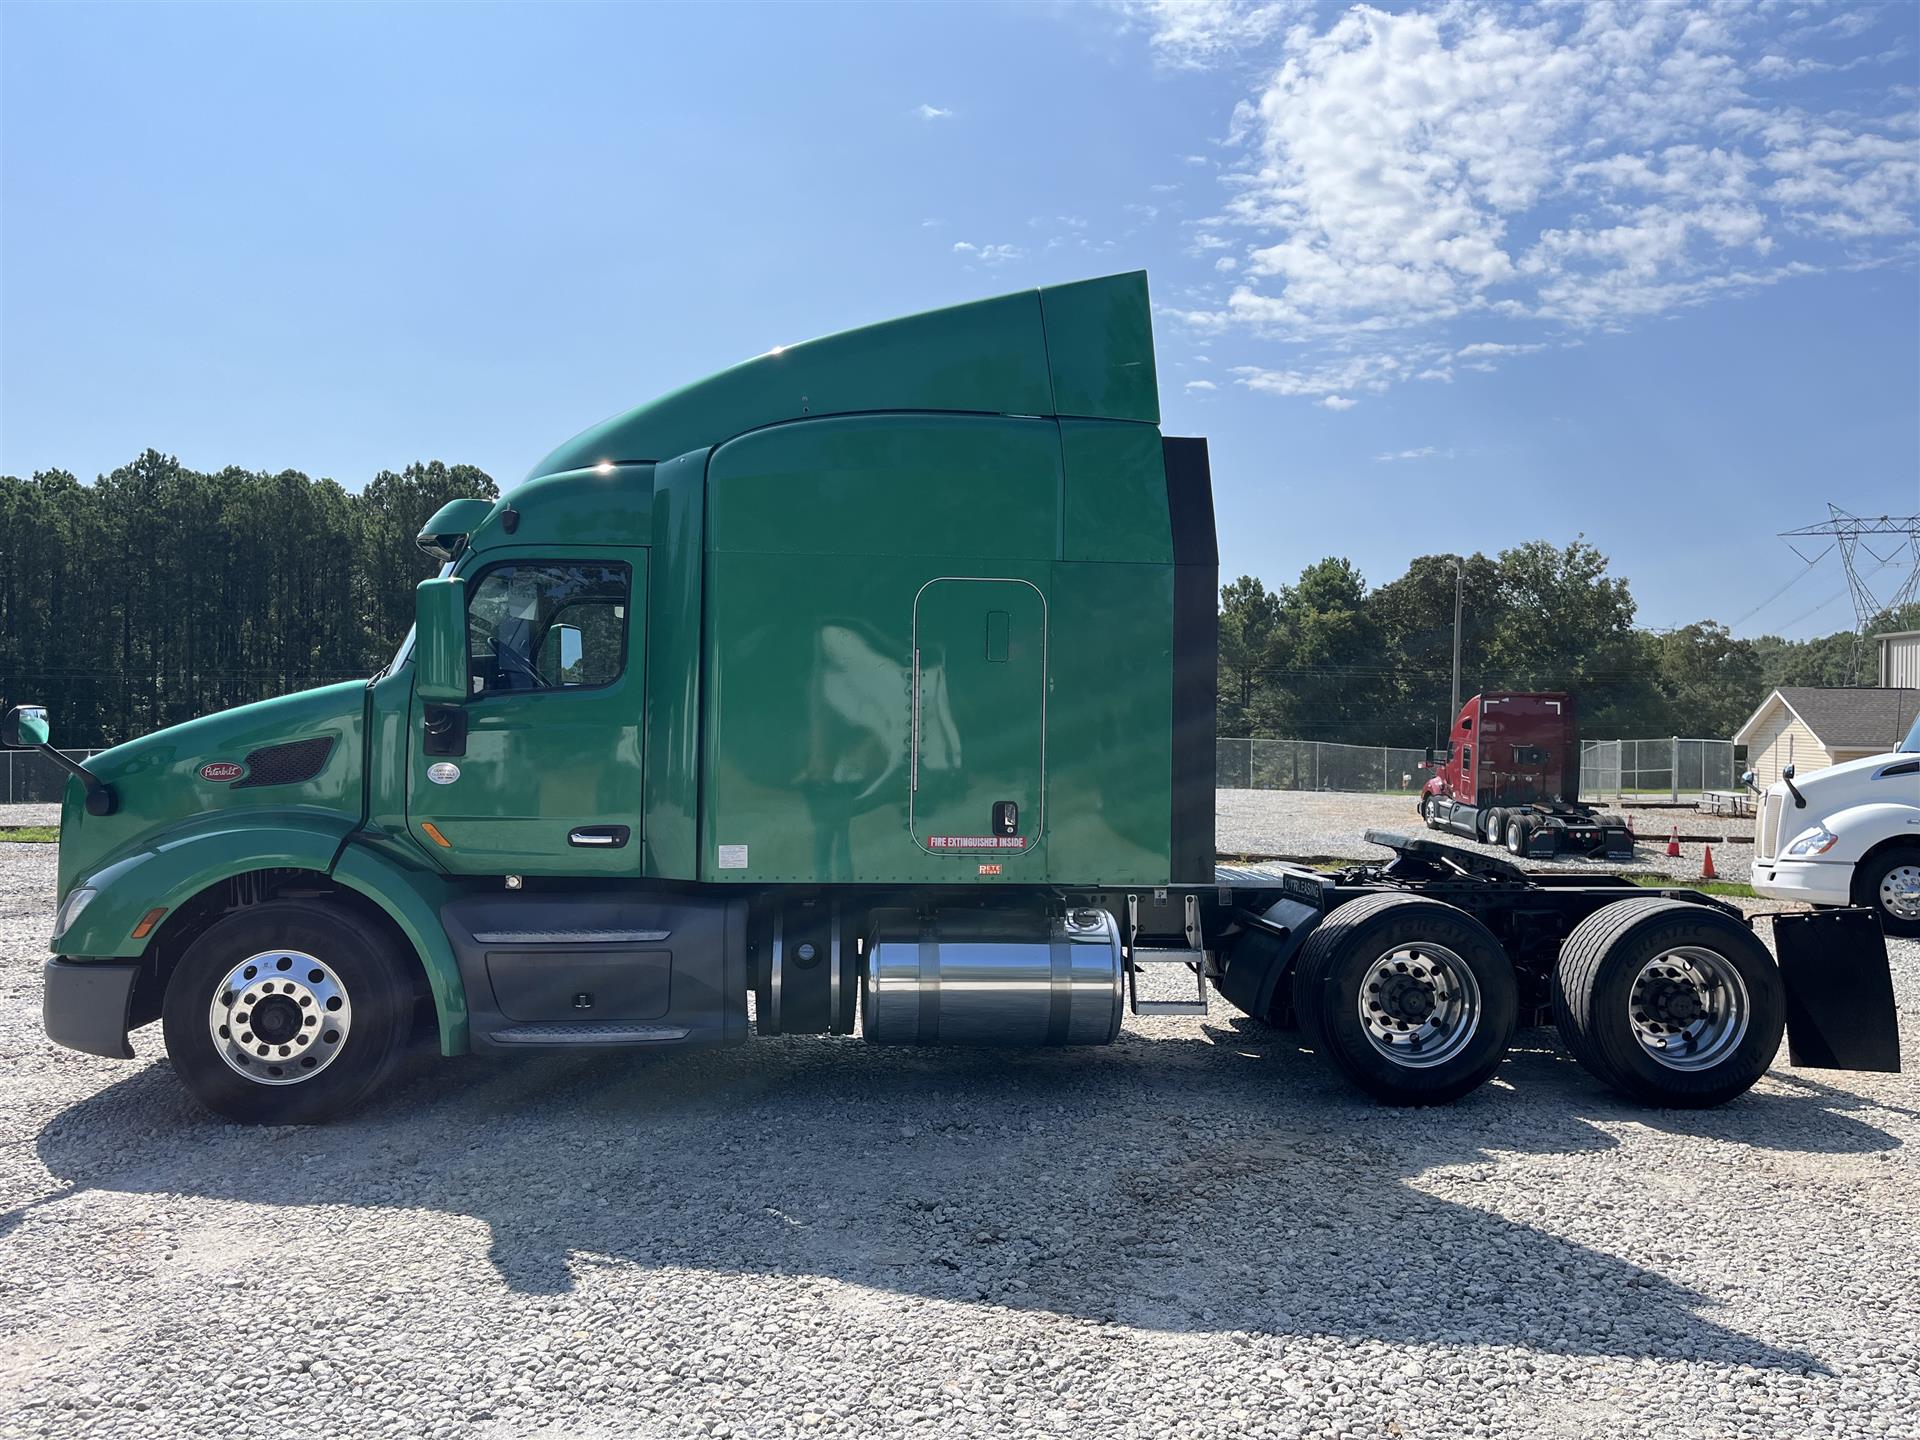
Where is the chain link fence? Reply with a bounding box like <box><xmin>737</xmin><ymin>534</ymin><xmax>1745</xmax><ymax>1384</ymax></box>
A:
<box><xmin>2</xmin><ymin>751</ymin><xmax>100</xmax><ymax>806</ymax></box>
<box><xmin>1579</xmin><ymin>738</ymin><xmax>1739</xmax><ymax>802</ymax></box>
<box><xmin>1217</xmin><ymin>738</ymin><xmax>1430</xmax><ymax>794</ymax></box>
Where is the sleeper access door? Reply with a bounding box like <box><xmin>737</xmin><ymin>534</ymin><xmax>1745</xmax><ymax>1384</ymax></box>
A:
<box><xmin>910</xmin><ymin>577</ymin><xmax>1046</xmax><ymax>863</ymax></box>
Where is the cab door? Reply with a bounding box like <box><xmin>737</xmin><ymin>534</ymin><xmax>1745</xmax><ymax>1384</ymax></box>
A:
<box><xmin>910</xmin><ymin>577</ymin><xmax>1047</xmax><ymax>859</ymax></box>
<box><xmin>408</xmin><ymin>548</ymin><xmax>646</xmax><ymax>875</ymax></box>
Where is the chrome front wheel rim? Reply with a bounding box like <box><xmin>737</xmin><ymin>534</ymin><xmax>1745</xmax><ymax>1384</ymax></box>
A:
<box><xmin>1356</xmin><ymin>943</ymin><xmax>1481</xmax><ymax>1069</ymax></box>
<box><xmin>207</xmin><ymin>950</ymin><xmax>352</xmax><ymax>1085</ymax></box>
<box><xmin>1879</xmin><ymin>864</ymin><xmax>1920</xmax><ymax>921</ymax></box>
<box><xmin>1628</xmin><ymin>947</ymin><xmax>1748</xmax><ymax>1072</ymax></box>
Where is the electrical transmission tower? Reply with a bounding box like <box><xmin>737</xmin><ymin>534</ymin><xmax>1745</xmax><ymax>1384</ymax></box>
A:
<box><xmin>1779</xmin><ymin>506</ymin><xmax>1920</xmax><ymax>674</ymax></box>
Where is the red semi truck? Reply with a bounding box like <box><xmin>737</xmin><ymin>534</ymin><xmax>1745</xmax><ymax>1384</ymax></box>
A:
<box><xmin>1419</xmin><ymin>692</ymin><xmax>1634</xmax><ymax>860</ymax></box>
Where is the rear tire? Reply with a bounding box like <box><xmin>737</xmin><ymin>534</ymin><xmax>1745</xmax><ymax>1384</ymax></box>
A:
<box><xmin>1852</xmin><ymin>845</ymin><xmax>1920</xmax><ymax>939</ymax></box>
<box><xmin>1552</xmin><ymin>897</ymin><xmax>1784</xmax><ymax>1107</ymax></box>
<box><xmin>1481</xmin><ymin>807</ymin><xmax>1506</xmax><ymax>844</ymax></box>
<box><xmin>162</xmin><ymin>898</ymin><xmax>417</xmax><ymax>1124</ymax></box>
<box><xmin>1292</xmin><ymin>893</ymin><xmax>1517</xmax><ymax>1105</ymax></box>
<box><xmin>1503</xmin><ymin>815</ymin><xmax>1528</xmax><ymax>856</ymax></box>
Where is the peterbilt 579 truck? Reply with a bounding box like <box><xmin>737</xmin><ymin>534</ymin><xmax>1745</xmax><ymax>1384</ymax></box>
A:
<box><xmin>1419</xmin><ymin>692</ymin><xmax>1634</xmax><ymax>860</ymax></box>
<box><xmin>6</xmin><ymin>272</ymin><xmax>1902</xmax><ymax>1123</ymax></box>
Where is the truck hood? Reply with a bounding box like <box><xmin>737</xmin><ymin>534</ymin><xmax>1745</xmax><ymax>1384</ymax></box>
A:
<box><xmin>1778</xmin><ymin>749</ymin><xmax>1912</xmax><ymax>801</ymax></box>
<box><xmin>57</xmin><ymin>680</ymin><xmax>368</xmax><ymax>900</ymax></box>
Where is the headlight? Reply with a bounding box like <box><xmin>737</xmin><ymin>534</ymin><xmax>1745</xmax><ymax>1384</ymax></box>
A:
<box><xmin>54</xmin><ymin>887</ymin><xmax>97</xmax><ymax>938</ymax></box>
<box><xmin>1784</xmin><ymin>826</ymin><xmax>1840</xmax><ymax>858</ymax></box>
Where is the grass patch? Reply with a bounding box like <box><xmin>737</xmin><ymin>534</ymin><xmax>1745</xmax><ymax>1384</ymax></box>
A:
<box><xmin>1624</xmin><ymin>872</ymin><xmax>1757</xmax><ymax>900</ymax></box>
<box><xmin>0</xmin><ymin>825</ymin><xmax>58</xmax><ymax>843</ymax></box>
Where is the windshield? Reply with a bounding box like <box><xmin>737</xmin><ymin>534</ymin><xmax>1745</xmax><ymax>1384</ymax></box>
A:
<box><xmin>1901</xmin><ymin>712</ymin><xmax>1920</xmax><ymax>754</ymax></box>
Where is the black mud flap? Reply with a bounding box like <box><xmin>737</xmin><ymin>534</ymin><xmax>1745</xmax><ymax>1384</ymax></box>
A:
<box><xmin>1771</xmin><ymin>909</ymin><xmax>1902</xmax><ymax>1073</ymax></box>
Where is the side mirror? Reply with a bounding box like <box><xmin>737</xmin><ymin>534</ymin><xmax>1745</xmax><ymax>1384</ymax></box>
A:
<box><xmin>2</xmin><ymin>705</ymin><xmax>51</xmax><ymax>749</ymax></box>
<box><xmin>539</xmin><ymin>623</ymin><xmax>584</xmax><ymax>685</ymax></box>
<box><xmin>1782</xmin><ymin>762</ymin><xmax>1795</xmax><ymax>781</ymax></box>
<box><xmin>1741</xmin><ymin>768</ymin><xmax>1759</xmax><ymax>794</ymax></box>
<box><xmin>1424</xmin><ymin>747</ymin><xmax>1443</xmax><ymax>765</ymax></box>
<box><xmin>413</xmin><ymin>577</ymin><xmax>470</xmax><ymax>704</ymax></box>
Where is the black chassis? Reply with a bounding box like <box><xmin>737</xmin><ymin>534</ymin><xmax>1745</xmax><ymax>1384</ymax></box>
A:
<box><xmin>1206</xmin><ymin>830</ymin><xmax>1738</xmax><ymax>1027</ymax></box>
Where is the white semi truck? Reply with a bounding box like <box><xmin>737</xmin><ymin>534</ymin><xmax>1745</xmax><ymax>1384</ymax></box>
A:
<box><xmin>1751</xmin><ymin>711</ymin><xmax>1920</xmax><ymax>936</ymax></box>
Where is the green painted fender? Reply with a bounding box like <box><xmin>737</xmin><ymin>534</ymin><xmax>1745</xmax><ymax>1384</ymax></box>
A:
<box><xmin>53</xmin><ymin>816</ymin><xmax>471</xmax><ymax>1056</ymax></box>
<box><xmin>330</xmin><ymin>841</ymin><xmax>470</xmax><ymax>1055</ymax></box>
<box><xmin>54</xmin><ymin>813</ymin><xmax>357</xmax><ymax>960</ymax></box>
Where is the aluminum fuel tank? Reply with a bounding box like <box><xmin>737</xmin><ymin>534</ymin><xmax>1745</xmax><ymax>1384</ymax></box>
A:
<box><xmin>861</xmin><ymin>908</ymin><xmax>1124</xmax><ymax>1045</ymax></box>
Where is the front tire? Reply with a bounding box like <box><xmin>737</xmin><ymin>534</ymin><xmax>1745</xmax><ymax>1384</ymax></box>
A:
<box><xmin>1552</xmin><ymin>897</ymin><xmax>1784</xmax><ymax>1107</ymax></box>
<box><xmin>1292</xmin><ymin>893</ymin><xmax>1517</xmax><ymax>1105</ymax></box>
<box><xmin>1853</xmin><ymin>845</ymin><xmax>1920</xmax><ymax>939</ymax></box>
<box><xmin>162</xmin><ymin>899</ymin><xmax>417</xmax><ymax>1124</ymax></box>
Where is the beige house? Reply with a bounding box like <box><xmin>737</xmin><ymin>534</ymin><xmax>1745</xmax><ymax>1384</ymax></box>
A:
<box><xmin>1734</xmin><ymin>686</ymin><xmax>1920</xmax><ymax>786</ymax></box>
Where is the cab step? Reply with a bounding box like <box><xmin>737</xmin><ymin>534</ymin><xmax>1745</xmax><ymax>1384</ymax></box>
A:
<box><xmin>1126</xmin><ymin>893</ymin><xmax>1210</xmax><ymax>1018</ymax></box>
<box><xmin>488</xmin><ymin>1021</ymin><xmax>691</xmax><ymax>1046</ymax></box>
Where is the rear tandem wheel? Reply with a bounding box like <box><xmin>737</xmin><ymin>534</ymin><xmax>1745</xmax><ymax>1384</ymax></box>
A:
<box><xmin>1292</xmin><ymin>892</ymin><xmax>1518</xmax><ymax>1105</ymax></box>
<box><xmin>1552</xmin><ymin>897</ymin><xmax>1785</xmax><ymax>1107</ymax></box>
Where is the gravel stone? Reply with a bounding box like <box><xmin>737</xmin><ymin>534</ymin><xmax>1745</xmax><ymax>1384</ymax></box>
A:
<box><xmin>2</xmin><ymin>839</ymin><xmax>1916</xmax><ymax>1437</ymax></box>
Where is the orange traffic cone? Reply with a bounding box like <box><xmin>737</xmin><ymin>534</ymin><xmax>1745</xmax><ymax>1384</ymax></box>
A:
<box><xmin>1667</xmin><ymin>826</ymin><xmax>1681</xmax><ymax>859</ymax></box>
<box><xmin>1701</xmin><ymin>845</ymin><xmax>1717</xmax><ymax>881</ymax></box>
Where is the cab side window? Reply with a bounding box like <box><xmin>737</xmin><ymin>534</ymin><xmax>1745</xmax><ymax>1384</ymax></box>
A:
<box><xmin>466</xmin><ymin>562</ymin><xmax>629</xmax><ymax>696</ymax></box>
<box><xmin>1461</xmin><ymin>744</ymin><xmax>1473</xmax><ymax>771</ymax></box>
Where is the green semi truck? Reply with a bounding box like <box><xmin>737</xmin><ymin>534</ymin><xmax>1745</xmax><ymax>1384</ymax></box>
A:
<box><xmin>6</xmin><ymin>272</ymin><xmax>1901</xmax><ymax>1123</ymax></box>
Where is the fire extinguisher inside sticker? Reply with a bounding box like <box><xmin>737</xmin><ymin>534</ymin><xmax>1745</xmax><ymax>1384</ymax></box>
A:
<box><xmin>717</xmin><ymin>845</ymin><xmax>749</xmax><ymax>869</ymax></box>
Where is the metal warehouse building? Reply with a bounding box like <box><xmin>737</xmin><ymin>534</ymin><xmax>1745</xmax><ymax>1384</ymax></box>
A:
<box><xmin>1879</xmin><ymin>628</ymin><xmax>1920</xmax><ymax>688</ymax></box>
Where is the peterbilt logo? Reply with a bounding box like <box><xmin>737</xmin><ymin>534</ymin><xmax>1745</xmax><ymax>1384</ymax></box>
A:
<box><xmin>198</xmin><ymin>761</ymin><xmax>246</xmax><ymax>783</ymax></box>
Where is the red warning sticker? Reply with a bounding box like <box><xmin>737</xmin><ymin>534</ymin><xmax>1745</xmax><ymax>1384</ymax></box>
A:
<box><xmin>928</xmin><ymin>836</ymin><xmax>1027</xmax><ymax>850</ymax></box>
<box><xmin>977</xmin><ymin>864</ymin><xmax>1003</xmax><ymax>876</ymax></box>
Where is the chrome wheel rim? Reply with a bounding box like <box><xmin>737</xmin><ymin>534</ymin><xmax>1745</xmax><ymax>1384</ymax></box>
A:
<box><xmin>1628</xmin><ymin>947</ymin><xmax>1748</xmax><ymax>1072</ymax></box>
<box><xmin>1356</xmin><ymin>944</ymin><xmax>1481</xmax><ymax>1068</ymax></box>
<box><xmin>207</xmin><ymin>950</ymin><xmax>352</xmax><ymax>1086</ymax></box>
<box><xmin>1879</xmin><ymin>864</ymin><xmax>1920</xmax><ymax>921</ymax></box>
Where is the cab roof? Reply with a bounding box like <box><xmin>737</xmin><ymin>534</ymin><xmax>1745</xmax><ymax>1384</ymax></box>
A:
<box><xmin>526</xmin><ymin>272</ymin><xmax>1158</xmax><ymax>482</ymax></box>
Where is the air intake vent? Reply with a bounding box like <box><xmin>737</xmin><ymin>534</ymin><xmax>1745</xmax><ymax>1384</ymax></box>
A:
<box><xmin>233</xmin><ymin>737</ymin><xmax>335</xmax><ymax>788</ymax></box>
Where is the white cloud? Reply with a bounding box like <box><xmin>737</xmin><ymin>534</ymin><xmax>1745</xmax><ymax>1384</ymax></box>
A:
<box><xmin>1185</xmin><ymin>379</ymin><xmax>1219</xmax><ymax>391</ymax></box>
<box><xmin>1144</xmin><ymin>0</ymin><xmax>1919</xmax><ymax>405</ymax></box>
<box><xmin>915</xmin><ymin>104</ymin><xmax>954</xmax><ymax>121</ymax></box>
<box><xmin>1215</xmin><ymin>256</ymin><xmax>1238</xmax><ymax>272</ymax></box>
<box><xmin>1120</xmin><ymin>0</ymin><xmax>1306</xmax><ymax>69</ymax></box>
<box><xmin>921</xmin><ymin>218</ymin><xmax>946</xmax><ymax>229</ymax></box>
<box><xmin>1375</xmin><ymin>446</ymin><xmax>1438</xmax><ymax>462</ymax></box>
<box><xmin>952</xmin><ymin>241</ymin><xmax>1025</xmax><ymax>265</ymax></box>
<box><xmin>1319</xmin><ymin>394</ymin><xmax>1358</xmax><ymax>410</ymax></box>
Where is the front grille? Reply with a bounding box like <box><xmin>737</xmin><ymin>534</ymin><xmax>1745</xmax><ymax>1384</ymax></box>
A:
<box><xmin>233</xmin><ymin>737</ymin><xmax>335</xmax><ymax>789</ymax></box>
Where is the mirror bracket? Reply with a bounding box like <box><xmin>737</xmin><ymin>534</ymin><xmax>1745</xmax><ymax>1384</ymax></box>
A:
<box><xmin>423</xmin><ymin>705</ymin><xmax>468</xmax><ymax>758</ymax></box>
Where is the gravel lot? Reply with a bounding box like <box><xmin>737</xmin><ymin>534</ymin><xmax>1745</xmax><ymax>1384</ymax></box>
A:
<box><xmin>3</xmin><ymin>832</ymin><xmax>1917</xmax><ymax>1440</ymax></box>
<box><xmin>1218</xmin><ymin>789</ymin><xmax>1757</xmax><ymax>885</ymax></box>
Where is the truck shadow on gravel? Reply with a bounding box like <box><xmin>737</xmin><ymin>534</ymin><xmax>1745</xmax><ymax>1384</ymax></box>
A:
<box><xmin>14</xmin><ymin>1022</ymin><xmax>1901</xmax><ymax>1372</ymax></box>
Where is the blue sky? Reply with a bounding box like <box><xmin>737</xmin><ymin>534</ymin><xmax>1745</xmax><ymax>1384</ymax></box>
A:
<box><xmin>2</xmin><ymin>0</ymin><xmax>1915</xmax><ymax>639</ymax></box>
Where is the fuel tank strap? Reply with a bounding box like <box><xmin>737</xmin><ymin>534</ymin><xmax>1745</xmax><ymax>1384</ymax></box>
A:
<box><xmin>1046</xmin><ymin>929</ymin><xmax>1073</xmax><ymax>1045</ymax></box>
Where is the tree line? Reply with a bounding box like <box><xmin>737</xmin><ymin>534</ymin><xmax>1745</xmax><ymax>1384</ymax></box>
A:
<box><xmin>1220</xmin><ymin>539</ymin><xmax>1919</xmax><ymax>747</ymax></box>
<box><xmin>1</xmin><ymin>455</ymin><xmax>1908</xmax><ymax>751</ymax></box>
<box><xmin>1</xmin><ymin>452</ymin><xmax>496</xmax><ymax>747</ymax></box>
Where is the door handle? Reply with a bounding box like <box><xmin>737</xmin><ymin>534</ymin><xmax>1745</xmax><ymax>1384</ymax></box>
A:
<box><xmin>568</xmin><ymin>825</ymin><xmax>631</xmax><ymax>848</ymax></box>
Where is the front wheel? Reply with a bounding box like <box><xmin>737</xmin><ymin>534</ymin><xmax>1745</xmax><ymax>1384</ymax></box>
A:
<box><xmin>1419</xmin><ymin>796</ymin><xmax>1442</xmax><ymax>830</ymax></box>
<box><xmin>1292</xmin><ymin>893</ymin><xmax>1517</xmax><ymax>1105</ymax></box>
<box><xmin>162</xmin><ymin>898</ymin><xmax>417</xmax><ymax>1124</ymax></box>
<box><xmin>1552</xmin><ymin>897</ymin><xmax>1784</xmax><ymax>1107</ymax></box>
<box><xmin>1853</xmin><ymin>845</ymin><xmax>1920</xmax><ymax>939</ymax></box>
